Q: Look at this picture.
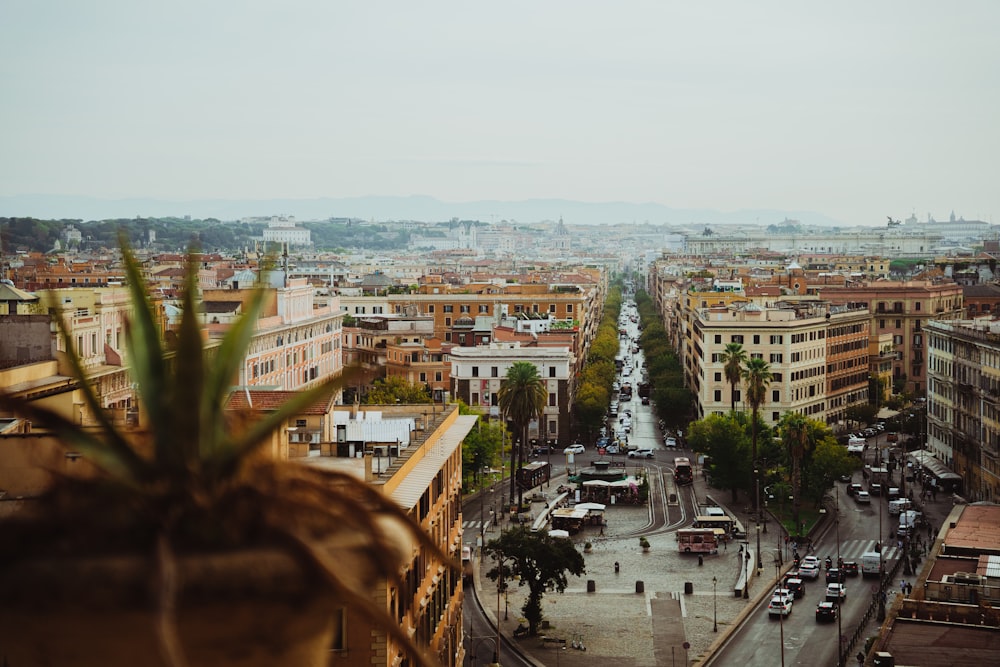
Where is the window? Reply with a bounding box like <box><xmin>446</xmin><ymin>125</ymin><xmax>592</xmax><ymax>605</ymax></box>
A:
<box><xmin>419</xmin><ymin>372</ymin><xmax>427</xmax><ymax>382</ymax></box>
<box><xmin>471</xmin><ymin>366</ymin><xmax>479</xmax><ymax>377</ymax></box>
<box><xmin>567</xmin><ymin>304</ymin><xmax>573</xmax><ymax>313</ymax></box>
<box><xmin>480</xmin><ymin>305</ymin><xmax>489</xmax><ymax>313</ymax></box>
<box><xmin>548</xmin><ymin>393</ymin><xmax>556</xmax><ymax>407</ymax></box>
<box><xmin>731</xmin><ymin>335</ymin><xmax>744</xmax><ymax>343</ymax></box>
<box><xmin>445</xmin><ymin>317</ymin><xmax>452</xmax><ymax>326</ymax></box>
<box><xmin>532</xmin><ymin>304</ymin><xmax>539</xmax><ymax>313</ymax></box>
<box><xmin>428</xmin><ymin>305</ymin><xmax>435</xmax><ymax>313</ymax></box>
<box><xmin>772</xmin><ymin>390</ymin><xmax>779</xmax><ymax>402</ymax></box>
<box><xmin>491</xmin><ymin>366</ymin><xmax>499</xmax><ymax>377</ymax></box>
<box><xmin>770</xmin><ymin>353</ymin><xmax>783</xmax><ymax>363</ymax></box>
<box><xmin>549</xmin><ymin>304</ymin><xmax>556</xmax><ymax>313</ymax></box>
<box><xmin>734</xmin><ymin>390</ymin><xmax>741</xmax><ymax>403</ymax></box>
<box><xmin>714</xmin><ymin>390</ymin><xmax>722</xmax><ymax>402</ymax></box>
<box><xmin>549</xmin><ymin>420</ymin><xmax>557</xmax><ymax>434</ymax></box>
<box><xmin>915</xmin><ymin>302</ymin><xmax>921</xmax><ymax>312</ymax></box>
<box><xmin>879</xmin><ymin>319</ymin><xmax>886</xmax><ymax>329</ymax></box>
<box><xmin>770</xmin><ymin>335</ymin><xmax>783</xmax><ymax>344</ymax></box>
<box><xmin>471</xmin><ymin>392</ymin><xmax>479</xmax><ymax>405</ymax></box>
<box><xmin>715</xmin><ymin>335</ymin><xmax>722</xmax><ymax>344</ymax></box>
<box><xmin>460</xmin><ymin>305</ymin><xmax>470</xmax><ymax>313</ymax></box>
<box><xmin>435</xmin><ymin>371</ymin><xmax>442</xmax><ymax>381</ymax></box>
<box><xmin>772</xmin><ymin>412</ymin><xmax>780</xmax><ymax>421</ymax></box>
<box><xmin>714</xmin><ymin>372</ymin><xmax>722</xmax><ymax>382</ymax></box>
<box><xmin>443</xmin><ymin>305</ymin><xmax>454</xmax><ymax>313</ymax></box>
<box><xmin>549</xmin><ymin>367</ymin><xmax>556</xmax><ymax>378</ymax></box>
<box><xmin>753</xmin><ymin>335</ymin><xmax>760</xmax><ymax>345</ymax></box>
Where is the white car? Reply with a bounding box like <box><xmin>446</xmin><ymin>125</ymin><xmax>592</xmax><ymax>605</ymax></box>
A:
<box><xmin>627</xmin><ymin>448</ymin><xmax>654</xmax><ymax>459</ymax></box>
<box><xmin>563</xmin><ymin>444</ymin><xmax>585</xmax><ymax>455</ymax></box>
<box><xmin>799</xmin><ymin>557</ymin><xmax>821</xmax><ymax>580</ymax></box>
<box><xmin>855</xmin><ymin>490</ymin><xmax>871</xmax><ymax>504</ymax></box>
<box><xmin>768</xmin><ymin>595</ymin><xmax>792</xmax><ymax>616</ymax></box>
<box><xmin>665</xmin><ymin>437</ymin><xmax>677</xmax><ymax>449</ymax></box>
<box><xmin>825</xmin><ymin>583</ymin><xmax>847</xmax><ymax>602</ymax></box>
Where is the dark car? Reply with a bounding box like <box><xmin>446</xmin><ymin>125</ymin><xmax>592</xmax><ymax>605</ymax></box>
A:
<box><xmin>842</xmin><ymin>561</ymin><xmax>859</xmax><ymax>577</ymax></box>
<box><xmin>815</xmin><ymin>601</ymin><xmax>838</xmax><ymax>622</ymax></box>
<box><xmin>846</xmin><ymin>483</ymin><xmax>864</xmax><ymax>497</ymax></box>
<box><xmin>826</xmin><ymin>568</ymin><xmax>846</xmax><ymax>584</ymax></box>
<box><xmin>785</xmin><ymin>577</ymin><xmax>806</xmax><ymax>599</ymax></box>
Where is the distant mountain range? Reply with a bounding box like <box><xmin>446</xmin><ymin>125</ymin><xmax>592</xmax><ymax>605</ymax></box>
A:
<box><xmin>0</xmin><ymin>194</ymin><xmax>846</xmax><ymax>227</ymax></box>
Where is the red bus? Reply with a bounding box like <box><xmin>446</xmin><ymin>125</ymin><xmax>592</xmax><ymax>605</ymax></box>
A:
<box><xmin>677</xmin><ymin>528</ymin><xmax>719</xmax><ymax>554</ymax></box>
<box><xmin>674</xmin><ymin>457</ymin><xmax>693</xmax><ymax>486</ymax></box>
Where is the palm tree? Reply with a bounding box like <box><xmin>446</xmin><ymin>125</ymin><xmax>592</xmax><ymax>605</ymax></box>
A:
<box><xmin>742</xmin><ymin>356</ymin><xmax>772</xmax><ymax>512</ymax></box>
<box><xmin>720</xmin><ymin>343</ymin><xmax>747</xmax><ymax>412</ymax></box>
<box><xmin>498</xmin><ymin>361</ymin><xmax>547</xmax><ymax>509</ymax></box>
<box><xmin>780</xmin><ymin>412</ymin><xmax>811</xmax><ymax>539</ymax></box>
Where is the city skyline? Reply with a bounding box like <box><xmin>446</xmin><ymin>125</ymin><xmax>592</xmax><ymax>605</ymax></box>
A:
<box><xmin>2</xmin><ymin>2</ymin><xmax>998</xmax><ymax>226</ymax></box>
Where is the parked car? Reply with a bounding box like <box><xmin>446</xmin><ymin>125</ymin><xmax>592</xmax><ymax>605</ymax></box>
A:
<box><xmin>855</xmin><ymin>490</ymin><xmax>871</xmax><ymax>504</ymax></box>
<box><xmin>768</xmin><ymin>595</ymin><xmax>793</xmax><ymax>617</ymax></box>
<box><xmin>815</xmin><ymin>601</ymin><xmax>838</xmax><ymax>622</ymax></box>
<box><xmin>825</xmin><ymin>583</ymin><xmax>847</xmax><ymax>601</ymax></box>
<box><xmin>842</xmin><ymin>561</ymin><xmax>859</xmax><ymax>577</ymax></box>
<box><xmin>564</xmin><ymin>444</ymin><xmax>585</xmax><ymax>455</ymax></box>
<box><xmin>628</xmin><ymin>448</ymin><xmax>654</xmax><ymax>459</ymax></box>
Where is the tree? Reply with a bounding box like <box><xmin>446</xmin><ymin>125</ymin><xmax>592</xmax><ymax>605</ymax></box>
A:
<box><xmin>778</xmin><ymin>412</ymin><xmax>811</xmax><ymax>537</ymax></box>
<box><xmin>483</xmin><ymin>527</ymin><xmax>585</xmax><ymax>636</ymax></box>
<box><xmin>461</xmin><ymin>416</ymin><xmax>506</xmax><ymax>489</ymax></box>
<box><xmin>720</xmin><ymin>343</ymin><xmax>747</xmax><ymax>412</ymax></box>
<box><xmin>742</xmin><ymin>357</ymin><xmax>772</xmax><ymax>512</ymax></box>
<box><xmin>686</xmin><ymin>413</ymin><xmax>752</xmax><ymax>502</ymax></box>
<box><xmin>363</xmin><ymin>375</ymin><xmax>432</xmax><ymax>404</ymax></box>
<box><xmin>498</xmin><ymin>362</ymin><xmax>546</xmax><ymax>508</ymax></box>
<box><xmin>801</xmin><ymin>439</ymin><xmax>856</xmax><ymax>507</ymax></box>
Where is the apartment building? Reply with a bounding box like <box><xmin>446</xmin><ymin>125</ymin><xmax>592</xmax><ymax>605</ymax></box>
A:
<box><xmin>693</xmin><ymin>303</ymin><xmax>827</xmax><ymax>424</ymax></box>
<box><xmin>450</xmin><ymin>343</ymin><xmax>574</xmax><ymax>445</ymax></box>
<box><xmin>819</xmin><ymin>280</ymin><xmax>965</xmax><ymax>395</ymax></box>
<box><xmin>202</xmin><ymin>278</ymin><xmax>345</xmax><ymax>392</ymax></box>
<box><xmin>926</xmin><ymin>319</ymin><xmax>1000</xmax><ymax>502</ymax></box>
<box><xmin>385</xmin><ymin>337</ymin><xmax>451</xmax><ymax>400</ymax></box>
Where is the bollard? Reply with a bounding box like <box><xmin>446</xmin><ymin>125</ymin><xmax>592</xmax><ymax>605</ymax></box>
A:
<box><xmin>587</xmin><ymin>579</ymin><xmax>596</xmax><ymax>593</ymax></box>
<box><xmin>684</xmin><ymin>581</ymin><xmax>694</xmax><ymax>595</ymax></box>
<box><xmin>698</xmin><ymin>555</ymin><xmax>703</xmax><ymax>566</ymax></box>
<box><xmin>636</xmin><ymin>580</ymin><xmax>645</xmax><ymax>593</ymax></box>
<box><xmin>614</xmin><ymin>561</ymin><xmax>620</xmax><ymax>574</ymax></box>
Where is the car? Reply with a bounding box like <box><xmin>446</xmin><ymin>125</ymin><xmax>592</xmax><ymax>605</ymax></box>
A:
<box><xmin>846</xmin><ymin>483</ymin><xmax>864</xmax><ymax>497</ymax></box>
<box><xmin>842</xmin><ymin>561</ymin><xmax>859</xmax><ymax>577</ymax></box>
<box><xmin>839</xmin><ymin>473</ymin><xmax>852</xmax><ymax>483</ymax></box>
<box><xmin>767</xmin><ymin>595</ymin><xmax>793</xmax><ymax>617</ymax></box>
<box><xmin>605</xmin><ymin>444</ymin><xmax>620</xmax><ymax>455</ymax></box>
<box><xmin>826</xmin><ymin>568</ymin><xmax>846</xmax><ymax>583</ymax></box>
<box><xmin>815</xmin><ymin>601</ymin><xmax>838</xmax><ymax>622</ymax></box>
<box><xmin>665</xmin><ymin>437</ymin><xmax>678</xmax><ymax>449</ymax></box>
<box><xmin>785</xmin><ymin>577</ymin><xmax>806</xmax><ymax>599</ymax></box>
<box><xmin>855</xmin><ymin>490</ymin><xmax>871</xmax><ymax>503</ymax></box>
<box><xmin>825</xmin><ymin>583</ymin><xmax>847</xmax><ymax>601</ymax></box>
<box><xmin>783</xmin><ymin>569</ymin><xmax>801</xmax><ymax>586</ymax></box>
<box><xmin>564</xmin><ymin>444</ymin><xmax>585</xmax><ymax>455</ymax></box>
<box><xmin>619</xmin><ymin>394</ymin><xmax>631</xmax><ymax>402</ymax></box>
<box><xmin>772</xmin><ymin>587</ymin><xmax>794</xmax><ymax>600</ymax></box>
<box><xmin>863</xmin><ymin>428</ymin><xmax>877</xmax><ymax>438</ymax></box>
<box><xmin>799</xmin><ymin>557</ymin><xmax>821</xmax><ymax>580</ymax></box>
<box><xmin>641</xmin><ymin>396</ymin><xmax>650</xmax><ymax>405</ymax></box>
<box><xmin>628</xmin><ymin>448</ymin><xmax>654</xmax><ymax>459</ymax></box>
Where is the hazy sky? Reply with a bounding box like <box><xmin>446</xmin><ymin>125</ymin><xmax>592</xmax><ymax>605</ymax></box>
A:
<box><xmin>2</xmin><ymin>1</ymin><xmax>998</xmax><ymax>225</ymax></box>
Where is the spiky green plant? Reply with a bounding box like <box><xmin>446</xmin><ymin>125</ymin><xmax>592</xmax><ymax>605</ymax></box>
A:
<box><xmin>0</xmin><ymin>239</ymin><xmax>447</xmax><ymax>667</ymax></box>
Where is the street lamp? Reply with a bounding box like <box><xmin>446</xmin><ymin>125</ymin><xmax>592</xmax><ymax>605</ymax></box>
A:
<box><xmin>712</xmin><ymin>576</ymin><xmax>718</xmax><ymax>632</ymax></box>
<box><xmin>836</xmin><ymin>487</ymin><xmax>844</xmax><ymax>667</ymax></box>
<box><xmin>754</xmin><ymin>466</ymin><xmax>762</xmax><ymax>567</ymax></box>
<box><xmin>743</xmin><ymin>542</ymin><xmax>751</xmax><ymax>599</ymax></box>
<box><xmin>775</xmin><ymin>555</ymin><xmax>786</xmax><ymax>667</ymax></box>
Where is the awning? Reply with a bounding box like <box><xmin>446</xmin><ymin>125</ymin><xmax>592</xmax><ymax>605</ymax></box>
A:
<box><xmin>907</xmin><ymin>451</ymin><xmax>962</xmax><ymax>482</ymax></box>
<box><xmin>576</xmin><ymin>502</ymin><xmax>607</xmax><ymax>512</ymax></box>
<box><xmin>877</xmin><ymin>407</ymin><xmax>900</xmax><ymax>419</ymax></box>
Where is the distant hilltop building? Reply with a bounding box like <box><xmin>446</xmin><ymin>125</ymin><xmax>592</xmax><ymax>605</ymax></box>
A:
<box><xmin>244</xmin><ymin>215</ymin><xmax>311</xmax><ymax>246</ymax></box>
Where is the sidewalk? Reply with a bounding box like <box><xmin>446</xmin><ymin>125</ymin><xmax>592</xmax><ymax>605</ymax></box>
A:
<box><xmin>472</xmin><ymin>463</ymin><xmax>768</xmax><ymax>666</ymax></box>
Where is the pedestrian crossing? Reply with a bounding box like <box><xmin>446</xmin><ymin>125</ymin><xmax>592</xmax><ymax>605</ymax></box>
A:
<box><xmin>834</xmin><ymin>539</ymin><xmax>899</xmax><ymax>561</ymax></box>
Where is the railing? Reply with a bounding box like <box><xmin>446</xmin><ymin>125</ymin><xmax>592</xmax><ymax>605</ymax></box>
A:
<box><xmin>839</xmin><ymin>554</ymin><xmax>903</xmax><ymax>666</ymax></box>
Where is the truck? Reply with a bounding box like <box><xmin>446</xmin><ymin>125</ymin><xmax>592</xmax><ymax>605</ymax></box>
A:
<box><xmin>898</xmin><ymin>509</ymin><xmax>923</xmax><ymax>537</ymax></box>
<box><xmin>868</xmin><ymin>466</ymin><xmax>889</xmax><ymax>495</ymax></box>
<box><xmin>861</xmin><ymin>551</ymin><xmax>883</xmax><ymax>578</ymax></box>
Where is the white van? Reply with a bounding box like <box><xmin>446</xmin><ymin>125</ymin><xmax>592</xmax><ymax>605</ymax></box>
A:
<box><xmin>848</xmin><ymin>436</ymin><xmax>867</xmax><ymax>448</ymax></box>
<box><xmin>888</xmin><ymin>499</ymin><xmax>912</xmax><ymax>516</ymax></box>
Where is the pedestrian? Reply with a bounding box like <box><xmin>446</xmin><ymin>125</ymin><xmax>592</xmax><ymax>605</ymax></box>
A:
<box><xmin>857</xmin><ymin>651</ymin><xmax>865</xmax><ymax>665</ymax></box>
<box><xmin>900</xmin><ymin>579</ymin><xmax>906</xmax><ymax>594</ymax></box>
<box><xmin>907</xmin><ymin>582</ymin><xmax>913</xmax><ymax>596</ymax></box>
<box><xmin>724</xmin><ymin>539</ymin><xmax>728</xmax><ymax>552</ymax></box>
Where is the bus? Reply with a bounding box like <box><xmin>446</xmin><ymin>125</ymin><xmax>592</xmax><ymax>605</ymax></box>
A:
<box><xmin>516</xmin><ymin>461</ymin><xmax>551</xmax><ymax>491</ymax></box>
<box><xmin>673</xmin><ymin>457</ymin><xmax>693</xmax><ymax>486</ymax></box>
<box><xmin>692</xmin><ymin>515</ymin><xmax>735</xmax><ymax>536</ymax></box>
<box><xmin>677</xmin><ymin>528</ymin><xmax>719</xmax><ymax>554</ymax></box>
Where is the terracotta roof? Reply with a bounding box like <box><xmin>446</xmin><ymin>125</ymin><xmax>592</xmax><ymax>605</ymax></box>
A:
<box><xmin>225</xmin><ymin>390</ymin><xmax>336</xmax><ymax>415</ymax></box>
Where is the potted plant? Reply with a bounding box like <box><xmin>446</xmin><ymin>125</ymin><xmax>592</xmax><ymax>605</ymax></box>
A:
<box><xmin>640</xmin><ymin>537</ymin><xmax>651</xmax><ymax>552</ymax></box>
<box><xmin>584</xmin><ymin>541</ymin><xmax>593</xmax><ymax>553</ymax></box>
<box><xmin>0</xmin><ymin>241</ymin><xmax>445</xmax><ymax>667</ymax></box>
